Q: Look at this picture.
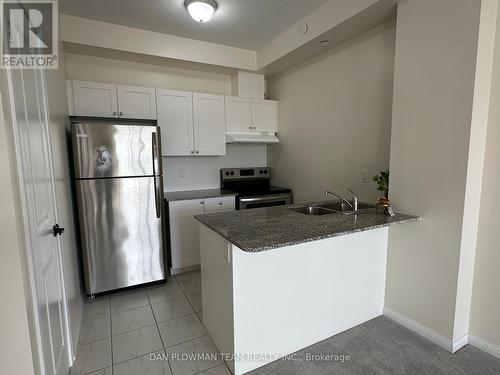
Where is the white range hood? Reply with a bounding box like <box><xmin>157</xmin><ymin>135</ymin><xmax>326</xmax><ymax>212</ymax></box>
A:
<box><xmin>226</xmin><ymin>132</ymin><xmax>279</xmax><ymax>144</ymax></box>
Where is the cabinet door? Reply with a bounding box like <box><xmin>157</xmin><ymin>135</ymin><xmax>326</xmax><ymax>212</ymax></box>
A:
<box><xmin>193</xmin><ymin>93</ymin><xmax>226</xmax><ymax>156</ymax></box>
<box><xmin>117</xmin><ymin>85</ymin><xmax>157</xmax><ymax>119</ymax></box>
<box><xmin>169</xmin><ymin>199</ymin><xmax>205</xmax><ymax>270</ymax></box>
<box><xmin>156</xmin><ymin>89</ymin><xmax>194</xmax><ymax>156</ymax></box>
<box><xmin>225</xmin><ymin>96</ymin><xmax>252</xmax><ymax>132</ymax></box>
<box><xmin>204</xmin><ymin>196</ymin><xmax>236</xmax><ymax>214</ymax></box>
<box><xmin>72</xmin><ymin>80</ymin><xmax>118</xmax><ymax>117</ymax></box>
<box><xmin>252</xmin><ymin>99</ymin><xmax>278</xmax><ymax>133</ymax></box>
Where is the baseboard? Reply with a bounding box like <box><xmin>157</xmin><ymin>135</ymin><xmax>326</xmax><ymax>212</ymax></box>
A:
<box><xmin>384</xmin><ymin>307</ymin><xmax>468</xmax><ymax>353</ymax></box>
<box><xmin>469</xmin><ymin>336</ymin><xmax>500</xmax><ymax>359</ymax></box>
<box><xmin>453</xmin><ymin>333</ymin><xmax>469</xmax><ymax>352</ymax></box>
<box><xmin>170</xmin><ymin>264</ymin><xmax>200</xmax><ymax>276</ymax></box>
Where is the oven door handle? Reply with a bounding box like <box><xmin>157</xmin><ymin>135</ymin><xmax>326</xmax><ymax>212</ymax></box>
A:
<box><xmin>239</xmin><ymin>194</ymin><xmax>292</xmax><ymax>203</ymax></box>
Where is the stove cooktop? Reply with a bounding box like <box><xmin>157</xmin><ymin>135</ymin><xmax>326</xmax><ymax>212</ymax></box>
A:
<box><xmin>220</xmin><ymin>167</ymin><xmax>292</xmax><ymax>198</ymax></box>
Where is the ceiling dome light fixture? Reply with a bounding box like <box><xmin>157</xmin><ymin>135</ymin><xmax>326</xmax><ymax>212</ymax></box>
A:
<box><xmin>184</xmin><ymin>0</ymin><xmax>217</xmax><ymax>23</ymax></box>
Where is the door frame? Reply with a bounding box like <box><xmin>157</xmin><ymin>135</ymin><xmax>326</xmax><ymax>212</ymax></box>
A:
<box><xmin>2</xmin><ymin>67</ymin><xmax>74</xmax><ymax>373</ymax></box>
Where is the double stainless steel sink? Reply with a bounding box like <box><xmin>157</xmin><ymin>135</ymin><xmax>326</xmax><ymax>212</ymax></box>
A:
<box><xmin>291</xmin><ymin>201</ymin><xmax>373</xmax><ymax>216</ymax></box>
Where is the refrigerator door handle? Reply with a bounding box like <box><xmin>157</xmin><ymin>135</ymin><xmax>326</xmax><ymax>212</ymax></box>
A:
<box><xmin>152</xmin><ymin>132</ymin><xmax>159</xmax><ymax>176</ymax></box>
<box><xmin>154</xmin><ymin>176</ymin><xmax>162</xmax><ymax>218</ymax></box>
<box><xmin>152</xmin><ymin>134</ymin><xmax>162</xmax><ymax>218</ymax></box>
<box><xmin>152</xmin><ymin>128</ymin><xmax>162</xmax><ymax>176</ymax></box>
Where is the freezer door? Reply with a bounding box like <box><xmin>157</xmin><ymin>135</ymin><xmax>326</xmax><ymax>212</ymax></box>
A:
<box><xmin>72</xmin><ymin>122</ymin><xmax>162</xmax><ymax>179</ymax></box>
<box><xmin>76</xmin><ymin>176</ymin><xmax>165</xmax><ymax>294</ymax></box>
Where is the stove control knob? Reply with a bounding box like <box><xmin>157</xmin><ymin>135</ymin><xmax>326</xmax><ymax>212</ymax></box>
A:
<box><xmin>264</xmin><ymin>170</ymin><xmax>268</xmax><ymax>174</ymax></box>
<box><xmin>259</xmin><ymin>170</ymin><xmax>264</xmax><ymax>174</ymax></box>
<box><xmin>225</xmin><ymin>171</ymin><xmax>230</xmax><ymax>176</ymax></box>
<box><xmin>230</xmin><ymin>171</ymin><xmax>235</xmax><ymax>176</ymax></box>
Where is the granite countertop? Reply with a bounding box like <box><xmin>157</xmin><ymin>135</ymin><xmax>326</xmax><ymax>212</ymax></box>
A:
<box><xmin>195</xmin><ymin>203</ymin><xmax>420</xmax><ymax>252</ymax></box>
<box><xmin>164</xmin><ymin>189</ymin><xmax>237</xmax><ymax>202</ymax></box>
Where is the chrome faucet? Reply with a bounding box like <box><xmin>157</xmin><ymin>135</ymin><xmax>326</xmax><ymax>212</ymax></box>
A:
<box><xmin>325</xmin><ymin>188</ymin><xmax>359</xmax><ymax>212</ymax></box>
<box><xmin>347</xmin><ymin>188</ymin><xmax>359</xmax><ymax>212</ymax></box>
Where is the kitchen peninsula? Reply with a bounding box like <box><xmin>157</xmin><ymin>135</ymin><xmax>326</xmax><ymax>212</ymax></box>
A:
<box><xmin>195</xmin><ymin>203</ymin><xmax>419</xmax><ymax>374</ymax></box>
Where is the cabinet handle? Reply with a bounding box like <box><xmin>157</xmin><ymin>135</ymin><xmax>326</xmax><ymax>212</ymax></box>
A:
<box><xmin>119</xmin><ymin>111</ymin><xmax>124</xmax><ymax>116</ymax></box>
<box><xmin>253</xmin><ymin>126</ymin><xmax>256</xmax><ymax>130</ymax></box>
<box><xmin>200</xmin><ymin>201</ymin><xmax>204</xmax><ymax>204</ymax></box>
<box><xmin>191</xmin><ymin>150</ymin><xmax>195</xmax><ymax>154</ymax></box>
<box><xmin>195</xmin><ymin>150</ymin><xmax>199</xmax><ymax>154</ymax></box>
<box><xmin>218</xmin><ymin>202</ymin><xmax>222</xmax><ymax>205</ymax></box>
<box><xmin>113</xmin><ymin>111</ymin><xmax>117</xmax><ymax>116</ymax></box>
<box><xmin>249</xmin><ymin>126</ymin><xmax>252</xmax><ymax>130</ymax></box>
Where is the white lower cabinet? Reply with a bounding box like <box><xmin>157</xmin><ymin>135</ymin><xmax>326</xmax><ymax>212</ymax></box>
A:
<box><xmin>169</xmin><ymin>196</ymin><xmax>235</xmax><ymax>272</ymax></box>
<box><xmin>204</xmin><ymin>197</ymin><xmax>236</xmax><ymax>214</ymax></box>
<box><xmin>169</xmin><ymin>199</ymin><xmax>205</xmax><ymax>272</ymax></box>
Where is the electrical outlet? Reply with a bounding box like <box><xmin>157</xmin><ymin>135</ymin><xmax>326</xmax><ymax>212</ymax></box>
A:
<box><xmin>361</xmin><ymin>169</ymin><xmax>369</xmax><ymax>183</ymax></box>
<box><xmin>179</xmin><ymin>168</ymin><xmax>185</xmax><ymax>178</ymax></box>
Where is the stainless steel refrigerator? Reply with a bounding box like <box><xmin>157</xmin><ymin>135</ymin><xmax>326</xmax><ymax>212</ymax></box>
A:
<box><xmin>71</xmin><ymin>119</ymin><xmax>165</xmax><ymax>295</ymax></box>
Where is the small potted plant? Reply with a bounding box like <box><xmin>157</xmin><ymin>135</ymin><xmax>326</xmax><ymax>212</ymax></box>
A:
<box><xmin>372</xmin><ymin>171</ymin><xmax>389</xmax><ymax>199</ymax></box>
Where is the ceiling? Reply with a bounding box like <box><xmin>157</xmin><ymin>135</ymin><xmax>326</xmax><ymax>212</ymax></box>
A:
<box><xmin>59</xmin><ymin>0</ymin><xmax>329</xmax><ymax>50</ymax></box>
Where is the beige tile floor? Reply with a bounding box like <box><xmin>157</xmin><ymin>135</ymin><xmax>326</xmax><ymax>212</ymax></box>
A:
<box><xmin>71</xmin><ymin>271</ymin><xmax>231</xmax><ymax>375</ymax></box>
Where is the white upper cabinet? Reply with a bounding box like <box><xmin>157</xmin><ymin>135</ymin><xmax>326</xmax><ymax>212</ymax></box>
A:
<box><xmin>252</xmin><ymin>99</ymin><xmax>278</xmax><ymax>133</ymax></box>
<box><xmin>72</xmin><ymin>81</ymin><xmax>118</xmax><ymax>118</ymax></box>
<box><xmin>156</xmin><ymin>89</ymin><xmax>194</xmax><ymax>156</ymax></box>
<box><xmin>225</xmin><ymin>96</ymin><xmax>252</xmax><ymax>132</ymax></box>
<box><xmin>117</xmin><ymin>85</ymin><xmax>157</xmax><ymax>119</ymax></box>
<box><xmin>69</xmin><ymin>80</ymin><xmax>277</xmax><ymax>149</ymax></box>
<box><xmin>193</xmin><ymin>93</ymin><xmax>226</xmax><ymax>156</ymax></box>
<box><xmin>225</xmin><ymin>96</ymin><xmax>278</xmax><ymax>133</ymax></box>
<box><xmin>156</xmin><ymin>90</ymin><xmax>226</xmax><ymax>156</ymax></box>
<box><xmin>72</xmin><ymin>81</ymin><xmax>157</xmax><ymax>119</ymax></box>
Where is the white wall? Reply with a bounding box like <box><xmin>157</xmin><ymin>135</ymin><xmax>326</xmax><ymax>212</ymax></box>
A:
<box><xmin>65</xmin><ymin>52</ymin><xmax>231</xmax><ymax>94</ymax></box>
<box><xmin>267</xmin><ymin>23</ymin><xmax>395</xmax><ymax>204</ymax></box>
<box><xmin>164</xmin><ymin>144</ymin><xmax>266</xmax><ymax>191</ymax></box>
<box><xmin>453</xmin><ymin>0</ymin><xmax>498</xmax><ymax>344</ymax></box>
<box><xmin>386</xmin><ymin>0</ymin><xmax>482</xmax><ymax>343</ymax></box>
<box><xmin>257</xmin><ymin>0</ymin><xmax>380</xmax><ymax>69</ymax></box>
<box><xmin>46</xmin><ymin>43</ymin><xmax>83</xmax><ymax>358</ymax></box>
<box><xmin>62</xmin><ymin>15</ymin><xmax>257</xmax><ymax>71</ymax></box>
<box><xmin>65</xmin><ymin>52</ymin><xmax>268</xmax><ymax>192</ymax></box>
<box><xmin>470</xmin><ymin>2</ymin><xmax>500</xmax><ymax>354</ymax></box>
<box><xmin>0</xmin><ymin>87</ymin><xmax>36</xmax><ymax>375</ymax></box>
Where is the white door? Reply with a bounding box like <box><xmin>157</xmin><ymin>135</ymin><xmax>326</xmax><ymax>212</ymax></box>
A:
<box><xmin>72</xmin><ymin>80</ymin><xmax>118</xmax><ymax>117</ymax></box>
<box><xmin>169</xmin><ymin>199</ymin><xmax>205</xmax><ymax>270</ymax></box>
<box><xmin>204</xmin><ymin>197</ymin><xmax>236</xmax><ymax>213</ymax></box>
<box><xmin>117</xmin><ymin>85</ymin><xmax>157</xmax><ymax>119</ymax></box>
<box><xmin>193</xmin><ymin>93</ymin><xmax>226</xmax><ymax>156</ymax></box>
<box><xmin>225</xmin><ymin>96</ymin><xmax>252</xmax><ymax>132</ymax></box>
<box><xmin>157</xmin><ymin>89</ymin><xmax>194</xmax><ymax>156</ymax></box>
<box><xmin>252</xmin><ymin>99</ymin><xmax>278</xmax><ymax>133</ymax></box>
<box><xmin>8</xmin><ymin>68</ymin><xmax>70</xmax><ymax>375</ymax></box>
